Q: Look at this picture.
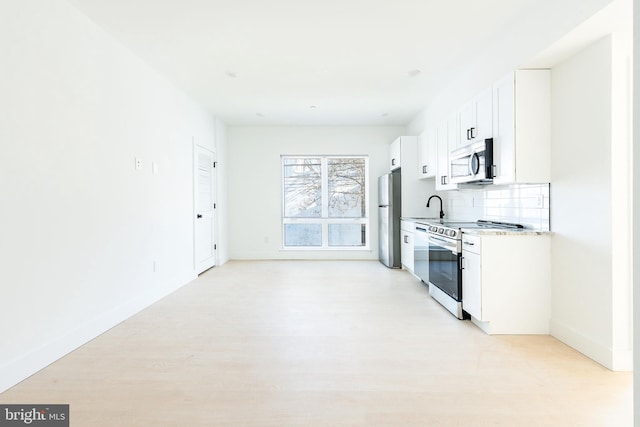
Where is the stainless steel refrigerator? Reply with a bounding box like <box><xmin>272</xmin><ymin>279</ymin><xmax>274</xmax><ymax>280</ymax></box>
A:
<box><xmin>378</xmin><ymin>169</ymin><xmax>402</xmax><ymax>268</ymax></box>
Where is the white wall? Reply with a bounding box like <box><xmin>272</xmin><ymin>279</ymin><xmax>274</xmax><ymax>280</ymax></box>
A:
<box><xmin>227</xmin><ymin>126</ymin><xmax>413</xmax><ymax>259</ymax></box>
<box><xmin>633</xmin><ymin>0</ymin><xmax>640</xmax><ymax>419</ymax></box>
<box><xmin>550</xmin><ymin>35</ymin><xmax>632</xmax><ymax>370</ymax></box>
<box><xmin>0</xmin><ymin>0</ymin><xmax>220</xmax><ymax>391</ymax></box>
<box><xmin>215</xmin><ymin>118</ymin><xmax>230</xmax><ymax>265</ymax></box>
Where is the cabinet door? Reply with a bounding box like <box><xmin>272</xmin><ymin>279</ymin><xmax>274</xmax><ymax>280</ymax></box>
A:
<box><xmin>459</xmin><ymin>88</ymin><xmax>493</xmax><ymax>145</ymax></box>
<box><xmin>492</xmin><ymin>72</ymin><xmax>516</xmax><ymax>184</ymax></box>
<box><xmin>401</xmin><ymin>231</ymin><xmax>414</xmax><ymax>272</ymax></box>
<box><xmin>462</xmin><ymin>250</ymin><xmax>482</xmax><ymax>319</ymax></box>
<box><xmin>435</xmin><ymin>115</ymin><xmax>458</xmax><ymax>190</ymax></box>
<box><xmin>459</xmin><ymin>101</ymin><xmax>475</xmax><ymax>145</ymax></box>
<box><xmin>428</xmin><ymin>130</ymin><xmax>438</xmax><ymax>176</ymax></box>
<box><xmin>475</xmin><ymin>87</ymin><xmax>493</xmax><ymax>141</ymax></box>
<box><xmin>390</xmin><ymin>138</ymin><xmax>401</xmax><ymax>171</ymax></box>
<box><xmin>493</xmin><ymin>69</ymin><xmax>551</xmax><ymax>184</ymax></box>
<box><xmin>418</xmin><ymin>128</ymin><xmax>436</xmax><ymax>178</ymax></box>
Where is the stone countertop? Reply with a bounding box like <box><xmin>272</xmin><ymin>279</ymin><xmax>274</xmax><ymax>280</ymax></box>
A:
<box><xmin>461</xmin><ymin>228</ymin><xmax>552</xmax><ymax>236</ymax></box>
<box><xmin>401</xmin><ymin>217</ymin><xmax>552</xmax><ymax>235</ymax></box>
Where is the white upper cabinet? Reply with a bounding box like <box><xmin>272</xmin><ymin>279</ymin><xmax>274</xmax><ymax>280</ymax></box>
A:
<box><xmin>458</xmin><ymin>87</ymin><xmax>493</xmax><ymax>146</ymax></box>
<box><xmin>389</xmin><ymin>137</ymin><xmax>401</xmax><ymax>171</ymax></box>
<box><xmin>390</xmin><ymin>136</ymin><xmax>426</xmax><ymax>217</ymax></box>
<box><xmin>418</xmin><ymin>128</ymin><xmax>437</xmax><ymax>178</ymax></box>
<box><xmin>492</xmin><ymin>69</ymin><xmax>551</xmax><ymax>184</ymax></box>
<box><xmin>435</xmin><ymin>114</ymin><xmax>458</xmax><ymax>191</ymax></box>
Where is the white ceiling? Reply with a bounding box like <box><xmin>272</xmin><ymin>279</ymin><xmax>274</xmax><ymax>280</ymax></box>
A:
<box><xmin>67</xmin><ymin>0</ymin><xmax>620</xmax><ymax>126</ymax></box>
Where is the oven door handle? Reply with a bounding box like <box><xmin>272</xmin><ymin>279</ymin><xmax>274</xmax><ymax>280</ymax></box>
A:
<box><xmin>429</xmin><ymin>235</ymin><xmax>451</xmax><ymax>245</ymax></box>
<box><xmin>428</xmin><ymin>235</ymin><xmax>458</xmax><ymax>253</ymax></box>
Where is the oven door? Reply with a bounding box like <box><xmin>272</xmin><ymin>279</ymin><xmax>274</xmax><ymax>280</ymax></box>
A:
<box><xmin>428</xmin><ymin>235</ymin><xmax>462</xmax><ymax>301</ymax></box>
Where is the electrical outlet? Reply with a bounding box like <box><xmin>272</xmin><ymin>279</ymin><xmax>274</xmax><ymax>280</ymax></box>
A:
<box><xmin>536</xmin><ymin>195</ymin><xmax>544</xmax><ymax>208</ymax></box>
<box><xmin>135</xmin><ymin>157</ymin><xmax>142</xmax><ymax>170</ymax></box>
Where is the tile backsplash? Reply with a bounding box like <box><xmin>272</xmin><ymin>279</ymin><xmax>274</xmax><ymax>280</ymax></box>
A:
<box><xmin>444</xmin><ymin>184</ymin><xmax>550</xmax><ymax>231</ymax></box>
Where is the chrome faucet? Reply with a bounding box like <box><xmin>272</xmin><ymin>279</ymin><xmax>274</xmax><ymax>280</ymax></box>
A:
<box><xmin>427</xmin><ymin>195</ymin><xmax>445</xmax><ymax>219</ymax></box>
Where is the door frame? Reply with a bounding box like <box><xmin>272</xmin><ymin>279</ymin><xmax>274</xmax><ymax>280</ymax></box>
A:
<box><xmin>193</xmin><ymin>142</ymin><xmax>217</xmax><ymax>273</ymax></box>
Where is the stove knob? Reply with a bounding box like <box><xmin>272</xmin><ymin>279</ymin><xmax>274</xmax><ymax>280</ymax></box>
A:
<box><xmin>449</xmin><ymin>230</ymin><xmax>457</xmax><ymax>238</ymax></box>
<box><xmin>438</xmin><ymin>227</ymin><xmax>444</xmax><ymax>234</ymax></box>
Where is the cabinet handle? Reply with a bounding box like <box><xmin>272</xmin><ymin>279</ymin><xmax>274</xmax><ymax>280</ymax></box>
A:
<box><xmin>423</xmin><ymin>165</ymin><xmax>427</xmax><ymax>174</ymax></box>
<box><xmin>460</xmin><ymin>256</ymin><xmax>465</xmax><ymax>270</ymax></box>
<box><xmin>392</xmin><ymin>158</ymin><xmax>396</xmax><ymax>166</ymax></box>
<box><xmin>404</xmin><ymin>235</ymin><xmax>409</xmax><ymax>244</ymax></box>
<box><xmin>463</xmin><ymin>241</ymin><xmax>475</xmax><ymax>246</ymax></box>
<box><xmin>491</xmin><ymin>164</ymin><xmax>497</xmax><ymax>178</ymax></box>
<box><xmin>470</xmin><ymin>127</ymin><xmax>476</xmax><ymax>139</ymax></box>
<box><xmin>466</xmin><ymin>128</ymin><xmax>471</xmax><ymax>140</ymax></box>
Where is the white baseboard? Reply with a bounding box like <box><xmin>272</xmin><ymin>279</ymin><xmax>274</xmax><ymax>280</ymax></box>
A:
<box><xmin>0</xmin><ymin>273</ymin><xmax>197</xmax><ymax>393</ymax></box>
<box><xmin>550</xmin><ymin>319</ymin><xmax>632</xmax><ymax>371</ymax></box>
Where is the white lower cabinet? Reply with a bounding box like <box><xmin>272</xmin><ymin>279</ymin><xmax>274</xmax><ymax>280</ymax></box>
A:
<box><xmin>400</xmin><ymin>220</ymin><xmax>415</xmax><ymax>272</ymax></box>
<box><xmin>461</xmin><ymin>232</ymin><xmax>551</xmax><ymax>335</ymax></box>
<box><xmin>461</xmin><ymin>235</ymin><xmax>482</xmax><ymax>320</ymax></box>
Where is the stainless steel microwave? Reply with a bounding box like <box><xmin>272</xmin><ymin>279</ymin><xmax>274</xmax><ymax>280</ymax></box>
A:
<box><xmin>450</xmin><ymin>138</ymin><xmax>494</xmax><ymax>184</ymax></box>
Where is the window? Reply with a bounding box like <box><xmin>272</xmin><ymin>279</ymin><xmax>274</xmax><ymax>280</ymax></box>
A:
<box><xmin>282</xmin><ymin>156</ymin><xmax>369</xmax><ymax>249</ymax></box>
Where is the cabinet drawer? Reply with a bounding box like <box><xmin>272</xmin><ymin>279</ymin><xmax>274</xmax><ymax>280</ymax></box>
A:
<box><xmin>400</xmin><ymin>220</ymin><xmax>415</xmax><ymax>232</ymax></box>
<box><xmin>461</xmin><ymin>234</ymin><xmax>481</xmax><ymax>254</ymax></box>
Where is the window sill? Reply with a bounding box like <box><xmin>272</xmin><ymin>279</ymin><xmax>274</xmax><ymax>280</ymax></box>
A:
<box><xmin>280</xmin><ymin>246</ymin><xmax>372</xmax><ymax>252</ymax></box>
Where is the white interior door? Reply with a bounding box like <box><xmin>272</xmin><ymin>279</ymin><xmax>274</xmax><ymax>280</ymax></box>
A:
<box><xmin>194</xmin><ymin>145</ymin><xmax>216</xmax><ymax>274</ymax></box>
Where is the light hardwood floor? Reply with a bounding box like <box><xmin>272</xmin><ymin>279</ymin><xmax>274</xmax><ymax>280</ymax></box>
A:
<box><xmin>1</xmin><ymin>260</ymin><xmax>632</xmax><ymax>426</ymax></box>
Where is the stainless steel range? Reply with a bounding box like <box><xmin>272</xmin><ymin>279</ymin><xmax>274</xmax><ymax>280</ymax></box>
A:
<box><xmin>419</xmin><ymin>220</ymin><xmax>523</xmax><ymax>319</ymax></box>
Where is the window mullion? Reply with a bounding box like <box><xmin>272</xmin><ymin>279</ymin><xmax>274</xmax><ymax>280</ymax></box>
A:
<box><xmin>321</xmin><ymin>158</ymin><xmax>329</xmax><ymax>247</ymax></box>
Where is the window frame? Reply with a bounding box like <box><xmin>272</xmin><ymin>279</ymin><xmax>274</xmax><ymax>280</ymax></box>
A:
<box><xmin>281</xmin><ymin>155</ymin><xmax>370</xmax><ymax>251</ymax></box>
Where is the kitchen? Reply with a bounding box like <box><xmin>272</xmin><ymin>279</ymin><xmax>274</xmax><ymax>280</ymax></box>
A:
<box><xmin>380</xmin><ymin>68</ymin><xmax>554</xmax><ymax>334</ymax></box>
<box><xmin>232</xmin><ymin>11</ymin><xmax>632</xmax><ymax>369</ymax></box>
<box><xmin>0</xmin><ymin>0</ymin><xmax>635</xmax><ymax>424</ymax></box>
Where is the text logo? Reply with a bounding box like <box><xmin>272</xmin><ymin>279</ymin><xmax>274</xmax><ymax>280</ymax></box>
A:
<box><xmin>0</xmin><ymin>405</ymin><xmax>68</xmax><ymax>426</ymax></box>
